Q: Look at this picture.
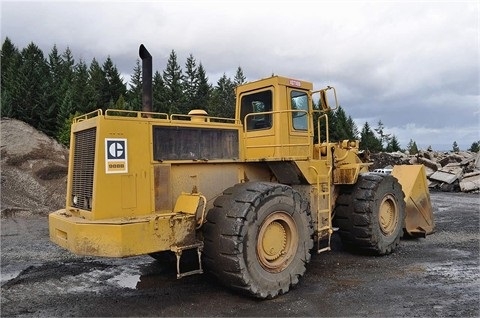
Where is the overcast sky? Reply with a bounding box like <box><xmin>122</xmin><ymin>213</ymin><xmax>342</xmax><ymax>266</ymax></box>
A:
<box><xmin>1</xmin><ymin>0</ymin><xmax>479</xmax><ymax>150</ymax></box>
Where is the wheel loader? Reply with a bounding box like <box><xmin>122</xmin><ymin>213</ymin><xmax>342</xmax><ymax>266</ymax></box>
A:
<box><xmin>49</xmin><ymin>45</ymin><xmax>435</xmax><ymax>299</ymax></box>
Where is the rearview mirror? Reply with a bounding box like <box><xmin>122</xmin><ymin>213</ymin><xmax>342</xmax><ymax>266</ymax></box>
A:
<box><xmin>312</xmin><ymin>86</ymin><xmax>338</xmax><ymax>112</ymax></box>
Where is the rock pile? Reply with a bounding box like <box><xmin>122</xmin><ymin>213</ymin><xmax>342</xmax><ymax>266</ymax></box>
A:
<box><xmin>370</xmin><ymin>150</ymin><xmax>480</xmax><ymax>193</ymax></box>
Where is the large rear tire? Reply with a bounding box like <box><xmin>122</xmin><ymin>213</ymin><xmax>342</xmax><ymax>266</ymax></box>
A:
<box><xmin>333</xmin><ymin>173</ymin><xmax>406</xmax><ymax>255</ymax></box>
<box><xmin>202</xmin><ymin>182</ymin><xmax>313</xmax><ymax>299</ymax></box>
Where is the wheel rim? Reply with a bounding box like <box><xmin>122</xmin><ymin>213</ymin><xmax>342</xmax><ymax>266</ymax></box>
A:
<box><xmin>257</xmin><ymin>211</ymin><xmax>298</xmax><ymax>273</ymax></box>
<box><xmin>379</xmin><ymin>194</ymin><xmax>398</xmax><ymax>235</ymax></box>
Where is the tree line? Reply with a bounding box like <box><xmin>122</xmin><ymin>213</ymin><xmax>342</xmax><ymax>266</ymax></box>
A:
<box><xmin>2</xmin><ymin>38</ymin><xmax>476</xmax><ymax>153</ymax></box>
<box><xmin>1</xmin><ymin>37</ymin><xmax>246</xmax><ymax>144</ymax></box>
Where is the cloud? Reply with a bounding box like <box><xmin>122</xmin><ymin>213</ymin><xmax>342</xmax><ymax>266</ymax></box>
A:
<box><xmin>1</xmin><ymin>0</ymin><xmax>478</xmax><ymax>149</ymax></box>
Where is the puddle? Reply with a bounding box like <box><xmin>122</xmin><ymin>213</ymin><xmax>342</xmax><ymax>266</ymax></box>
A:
<box><xmin>425</xmin><ymin>262</ymin><xmax>479</xmax><ymax>284</ymax></box>
<box><xmin>108</xmin><ymin>266</ymin><xmax>180</xmax><ymax>290</ymax></box>
<box><xmin>0</xmin><ymin>264</ymin><xmax>32</xmax><ymax>284</ymax></box>
<box><xmin>436</xmin><ymin>206</ymin><xmax>449</xmax><ymax>213</ymax></box>
<box><xmin>0</xmin><ymin>270</ymin><xmax>21</xmax><ymax>283</ymax></box>
<box><xmin>108</xmin><ymin>272</ymin><xmax>141</xmax><ymax>289</ymax></box>
<box><xmin>105</xmin><ymin>260</ymin><xmax>178</xmax><ymax>290</ymax></box>
<box><xmin>433</xmin><ymin>247</ymin><xmax>472</xmax><ymax>258</ymax></box>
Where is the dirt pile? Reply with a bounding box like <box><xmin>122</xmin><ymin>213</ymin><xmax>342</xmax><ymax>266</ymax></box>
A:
<box><xmin>1</xmin><ymin>118</ymin><xmax>69</xmax><ymax>216</ymax></box>
<box><xmin>370</xmin><ymin>149</ymin><xmax>480</xmax><ymax>192</ymax></box>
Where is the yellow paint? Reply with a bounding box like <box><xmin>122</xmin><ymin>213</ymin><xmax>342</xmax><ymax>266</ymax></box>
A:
<box><xmin>174</xmin><ymin>193</ymin><xmax>201</xmax><ymax>215</ymax></box>
<box><xmin>49</xmin><ymin>209</ymin><xmax>197</xmax><ymax>257</ymax></box>
<box><xmin>49</xmin><ymin>75</ymin><xmax>433</xmax><ymax>259</ymax></box>
<box><xmin>392</xmin><ymin>165</ymin><xmax>435</xmax><ymax>236</ymax></box>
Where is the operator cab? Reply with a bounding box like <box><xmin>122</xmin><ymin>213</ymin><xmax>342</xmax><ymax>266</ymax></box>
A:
<box><xmin>235</xmin><ymin>76</ymin><xmax>313</xmax><ymax>160</ymax></box>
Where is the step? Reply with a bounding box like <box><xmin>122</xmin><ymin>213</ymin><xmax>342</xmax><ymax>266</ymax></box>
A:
<box><xmin>171</xmin><ymin>242</ymin><xmax>204</xmax><ymax>279</ymax></box>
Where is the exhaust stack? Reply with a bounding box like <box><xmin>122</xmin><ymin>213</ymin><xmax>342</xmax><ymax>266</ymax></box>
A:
<box><xmin>139</xmin><ymin>44</ymin><xmax>152</xmax><ymax>113</ymax></box>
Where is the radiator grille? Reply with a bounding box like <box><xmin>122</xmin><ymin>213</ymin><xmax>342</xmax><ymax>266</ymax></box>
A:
<box><xmin>71</xmin><ymin>127</ymin><xmax>96</xmax><ymax>211</ymax></box>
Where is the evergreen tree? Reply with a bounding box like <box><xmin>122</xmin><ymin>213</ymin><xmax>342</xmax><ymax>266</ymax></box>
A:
<box><xmin>208</xmin><ymin>73</ymin><xmax>235</xmax><ymax>118</ymax></box>
<box><xmin>184</xmin><ymin>54</ymin><xmax>199</xmax><ymax>112</ymax></box>
<box><xmin>102</xmin><ymin>56</ymin><xmax>126</xmax><ymax>109</ymax></box>
<box><xmin>56</xmin><ymin>88</ymin><xmax>74</xmax><ymax>130</ymax></box>
<box><xmin>61</xmin><ymin>47</ymin><xmax>75</xmax><ymax>90</ymax></box>
<box><xmin>72</xmin><ymin>59</ymin><xmax>92</xmax><ymax>114</ymax></box>
<box><xmin>163</xmin><ymin>50</ymin><xmax>185</xmax><ymax>114</ymax></box>
<box><xmin>48</xmin><ymin>45</ymin><xmax>75</xmax><ymax>135</ymax></box>
<box><xmin>195</xmin><ymin>63</ymin><xmax>211</xmax><ymax>111</ymax></box>
<box><xmin>48</xmin><ymin>44</ymin><xmax>62</xmax><ymax>84</ymax></box>
<box><xmin>374</xmin><ymin>120</ymin><xmax>391</xmax><ymax>151</ymax></box>
<box><xmin>87</xmin><ymin>58</ymin><xmax>106</xmax><ymax>110</ymax></box>
<box><xmin>327</xmin><ymin>109</ymin><xmax>339</xmax><ymax>141</ymax></box>
<box><xmin>452</xmin><ymin>141</ymin><xmax>460</xmax><ymax>152</ymax></box>
<box><xmin>330</xmin><ymin>106</ymin><xmax>347</xmax><ymax>141</ymax></box>
<box><xmin>326</xmin><ymin>106</ymin><xmax>358</xmax><ymax>142</ymax></box>
<box><xmin>113</xmin><ymin>94</ymin><xmax>127</xmax><ymax>109</ymax></box>
<box><xmin>407</xmin><ymin>139</ymin><xmax>419</xmax><ymax>155</ymax></box>
<box><xmin>1</xmin><ymin>37</ymin><xmax>22</xmax><ymax>118</ymax></box>
<box><xmin>360</xmin><ymin>122</ymin><xmax>383</xmax><ymax>152</ymax></box>
<box><xmin>62</xmin><ymin>47</ymin><xmax>75</xmax><ymax>72</ymax></box>
<box><xmin>127</xmin><ymin>59</ymin><xmax>142</xmax><ymax>111</ymax></box>
<box><xmin>385</xmin><ymin>135</ymin><xmax>401</xmax><ymax>152</ymax></box>
<box><xmin>57</xmin><ymin>111</ymin><xmax>80</xmax><ymax>146</ymax></box>
<box><xmin>346</xmin><ymin>116</ymin><xmax>359</xmax><ymax>139</ymax></box>
<box><xmin>152</xmin><ymin>70</ymin><xmax>168</xmax><ymax>113</ymax></box>
<box><xmin>468</xmin><ymin>140</ymin><xmax>480</xmax><ymax>153</ymax></box>
<box><xmin>18</xmin><ymin>42</ymin><xmax>51</xmax><ymax>134</ymax></box>
<box><xmin>233</xmin><ymin>66</ymin><xmax>246</xmax><ymax>86</ymax></box>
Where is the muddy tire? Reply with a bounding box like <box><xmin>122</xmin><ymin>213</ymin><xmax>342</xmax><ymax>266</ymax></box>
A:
<box><xmin>202</xmin><ymin>182</ymin><xmax>314</xmax><ymax>299</ymax></box>
<box><xmin>333</xmin><ymin>173</ymin><xmax>406</xmax><ymax>255</ymax></box>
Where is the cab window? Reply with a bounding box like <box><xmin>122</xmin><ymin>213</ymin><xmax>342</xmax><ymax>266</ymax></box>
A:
<box><xmin>240</xmin><ymin>90</ymin><xmax>273</xmax><ymax>131</ymax></box>
<box><xmin>291</xmin><ymin>90</ymin><xmax>308</xmax><ymax>130</ymax></box>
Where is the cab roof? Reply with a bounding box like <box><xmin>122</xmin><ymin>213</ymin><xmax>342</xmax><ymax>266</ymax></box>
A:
<box><xmin>236</xmin><ymin>75</ymin><xmax>313</xmax><ymax>94</ymax></box>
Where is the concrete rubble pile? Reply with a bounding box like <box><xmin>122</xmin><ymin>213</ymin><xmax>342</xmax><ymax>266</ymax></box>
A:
<box><xmin>370</xmin><ymin>150</ymin><xmax>480</xmax><ymax>193</ymax></box>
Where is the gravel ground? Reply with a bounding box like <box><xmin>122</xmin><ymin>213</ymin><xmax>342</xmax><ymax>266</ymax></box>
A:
<box><xmin>1</xmin><ymin>191</ymin><xmax>479</xmax><ymax>317</ymax></box>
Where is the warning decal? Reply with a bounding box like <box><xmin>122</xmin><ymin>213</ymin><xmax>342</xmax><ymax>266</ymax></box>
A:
<box><xmin>105</xmin><ymin>138</ymin><xmax>128</xmax><ymax>174</ymax></box>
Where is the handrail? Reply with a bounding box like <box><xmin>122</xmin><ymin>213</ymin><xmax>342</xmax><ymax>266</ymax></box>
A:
<box><xmin>170</xmin><ymin>113</ymin><xmax>239</xmax><ymax>124</ymax></box>
<box><xmin>80</xmin><ymin>108</ymin><xmax>240</xmax><ymax>125</ymax></box>
<box><xmin>105</xmin><ymin>109</ymin><xmax>169</xmax><ymax>119</ymax></box>
<box><xmin>309</xmin><ymin>164</ymin><xmax>333</xmax><ymax>253</ymax></box>
<box><xmin>244</xmin><ymin>142</ymin><xmax>310</xmax><ymax>149</ymax></box>
<box><xmin>196</xmin><ymin>194</ymin><xmax>208</xmax><ymax>230</ymax></box>
<box><xmin>74</xmin><ymin>109</ymin><xmax>103</xmax><ymax>123</ymax></box>
<box><xmin>317</xmin><ymin>114</ymin><xmax>330</xmax><ymax>163</ymax></box>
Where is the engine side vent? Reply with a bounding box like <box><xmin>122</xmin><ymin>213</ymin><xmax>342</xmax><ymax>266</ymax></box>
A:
<box><xmin>71</xmin><ymin>127</ymin><xmax>96</xmax><ymax>211</ymax></box>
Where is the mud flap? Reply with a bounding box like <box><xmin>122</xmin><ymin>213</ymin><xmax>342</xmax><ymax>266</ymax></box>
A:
<box><xmin>392</xmin><ymin>165</ymin><xmax>435</xmax><ymax>237</ymax></box>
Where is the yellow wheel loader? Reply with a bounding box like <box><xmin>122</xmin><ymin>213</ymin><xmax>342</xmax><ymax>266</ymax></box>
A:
<box><xmin>49</xmin><ymin>45</ymin><xmax>434</xmax><ymax>299</ymax></box>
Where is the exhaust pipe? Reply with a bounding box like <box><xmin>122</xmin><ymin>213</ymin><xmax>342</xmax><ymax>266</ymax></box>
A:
<box><xmin>139</xmin><ymin>44</ymin><xmax>152</xmax><ymax>113</ymax></box>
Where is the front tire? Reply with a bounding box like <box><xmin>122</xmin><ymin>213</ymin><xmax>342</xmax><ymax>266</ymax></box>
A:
<box><xmin>202</xmin><ymin>182</ymin><xmax>313</xmax><ymax>299</ymax></box>
<box><xmin>334</xmin><ymin>173</ymin><xmax>406</xmax><ymax>255</ymax></box>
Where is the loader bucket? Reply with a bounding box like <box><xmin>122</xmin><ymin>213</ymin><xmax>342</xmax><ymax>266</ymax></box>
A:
<box><xmin>392</xmin><ymin>165</ymin><xmax>435</xmax><ymax>237</ymax></box>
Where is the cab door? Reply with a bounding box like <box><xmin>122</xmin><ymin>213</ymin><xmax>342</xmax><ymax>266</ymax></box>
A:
<box><xmin>239</xmin><ymin>89</ymin><xmax>276</xmax><ymax>160</ymax></box>
<box><xmin>287</xmin><ymin>88</ymin><xmax>311</xmax><ymax>158</ymax></box>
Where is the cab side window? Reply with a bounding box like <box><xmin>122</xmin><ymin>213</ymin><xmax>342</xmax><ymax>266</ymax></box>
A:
<box><xmin>240</xmin><ymin>90</ymin><xmax>273</xmax><ymax>131</ymax></box>
<box><xmin>291</xmin><ymin>90</ymin><xmax>308</xmax><ymax>130</ymax></box>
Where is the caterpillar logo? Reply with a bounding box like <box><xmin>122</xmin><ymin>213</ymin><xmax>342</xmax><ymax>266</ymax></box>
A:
<box><xmin>105</xmin><ymin>138</ymin><xmax>128</xmax><ymax>174</ymax></box>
